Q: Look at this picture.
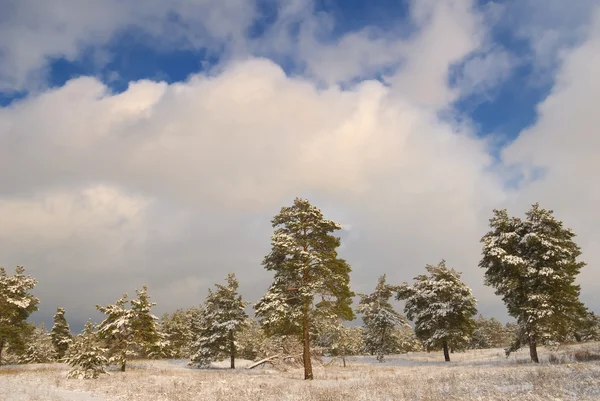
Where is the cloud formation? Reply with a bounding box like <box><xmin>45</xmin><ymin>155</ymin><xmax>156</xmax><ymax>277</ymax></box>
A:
<box><xmin>0</xmin><ymin>0</ymin><xmax>599</xmax><ymax>328</ymax></box>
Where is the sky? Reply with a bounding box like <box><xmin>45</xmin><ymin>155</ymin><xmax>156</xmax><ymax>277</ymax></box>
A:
<box><xmin>1</xmin><ymin>0</ymin><xmax>600</xmax><ymax>331</ymax></box>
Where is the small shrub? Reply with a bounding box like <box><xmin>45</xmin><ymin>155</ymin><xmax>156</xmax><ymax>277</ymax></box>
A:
<box><xmin>572</xmin><ymin>350</ymin><xmax>600</xmax><ymax>362</ymax></box>
<box><xmin>548</xmin><ymin>353</ymin><xmax>566</xmax><ymax>364</ymax></box>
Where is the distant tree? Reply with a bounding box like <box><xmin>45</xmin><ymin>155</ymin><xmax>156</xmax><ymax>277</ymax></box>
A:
<box><xmin>65</xmin><ymin>320</ymin><xmax>108</xmax><ymax>379</ymax></box>
<box><xmin>397</xmin><ymin>261</ymin><xmax>478</xmax><ymax>362</ymax></box>
<box><xmin>235</xmin><ymin>318</ymin><xmax>266</xmax><ymax>361</ymax></box>
<box><xmin>160</xmin><ymin>306</ymin><xmax>203</xmax><ymax>358</ymax></box>
<box><xmin>573</xmin><ymin>310</ymin><xmax>600</xmax><ymax>342</ymax></box>
<box><xmin>255</xmin><ymin>198</ymin><xmax>354</xmax><ymax>380</ymax></box>
<box><xmin>190</xmin><ymin>274</ymin><xmax>248</xmax><ymax>368</ymax></box>
<box><xmin>0</xmin><ymin>266</ymin><xmax>39</xmax><ymax>365</ymax></box>
<box><xmin>50</xmin><ymin>307</ymin><xmax>73</xmax><ymax>360</ymax></box>
<box><xmin>357</xmin><ymin>275</ymin><xmax>408</xmax><ymax>361</ymax></box>
<box><xmin>469</xmin><ymin>315</ymin><xmax>514</xmax><ymax>349</ymax></box>
<box><xmin>20</xmin><ymin>323</ymin><xmax>56</xmax><ymax>363</ymax></box>
<box><xmin>314</xmin><ymin>315</ymin><xmax>364</xmax><ymax>366</ymax></box>
<box><xmin>480</xmin><ymin>204</ymin><xmax>587</xmax><ymax>362</ymax></box>
<box><xmin>395</xmin><ymin>325</ymin><xmax>423</xmax><ymax>353</ymax></box>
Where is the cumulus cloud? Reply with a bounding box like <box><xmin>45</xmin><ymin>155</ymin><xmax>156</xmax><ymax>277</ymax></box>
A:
<box><xmin>0</xmin><ymin>0</ymin><xmax>599</xmax><ymax>328</ymax></box>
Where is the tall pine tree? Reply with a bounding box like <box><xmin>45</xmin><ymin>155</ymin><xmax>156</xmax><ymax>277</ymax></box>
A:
<box><xmin>255</xmin><ymin>198</ymin><xmax>354</xmax><ymax>380</ymax></box>
<box><xmin>397</xmin><ymin>261</ymin><xmax>477</xmax><ymax>362</ymax></box>
<box><xmin>0</xmin><ymin>266</ymin><xmax>39</xmax><ymax>365</ymax></box>
<box><xmin>190</xmin><ymin>274</ymin><xmax>248</xmax><ymax>368</ymax></box>
<box><xmin>357</xmin><ymin>274</ymin><xmax>408</xmax><ymax>362</ymax></box>
<box><xmin>480</xmin><ymin>204</ymin><xmax>587</xmax><ymax>363</ymax></box>
<box><xmin>50</xmin><ymin>307</ymin><xmax>73</xmax><ymax>360</ymax></box>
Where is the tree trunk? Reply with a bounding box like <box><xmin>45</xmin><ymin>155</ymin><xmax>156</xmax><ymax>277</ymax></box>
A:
<box><xmin>529</xmin><ymin>336</ymin><xmax>539</xmax><ymax>363</ymax></box>
<box><xmin>302</xmin><ymin>304</ymin><xmax>313</xmax><ymax>380</ymax></box>
<box><xmin>0</xmin><ymin>338</ymin><xmax>5</xmax><ymax>365</ymax></box>
<box><xmin>443</xmin><ymin>341</ymin><xmax>450</xmax><ymax>362</ymax></box>
<box><xmin>121</xmin><ymin>354</ymin><xmax>127</xmax><ymax>372</ymax></box>
<box><xmin>229</xmin><ymin>329</ymin><xmax>235</xmax><ymax>369</ymax></box>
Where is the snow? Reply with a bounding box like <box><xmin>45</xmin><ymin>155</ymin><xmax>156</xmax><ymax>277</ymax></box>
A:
<box><xmin>2</xmin><ymin>343</ymin><xmax>600</xmax><ymax>400</ymax></box>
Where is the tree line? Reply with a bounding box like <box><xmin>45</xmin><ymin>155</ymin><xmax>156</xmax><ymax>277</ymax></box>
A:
<box><xmin>1</xmin><ymin>198</ymin><xmax>598</xmax><ymax>380</ymax></box>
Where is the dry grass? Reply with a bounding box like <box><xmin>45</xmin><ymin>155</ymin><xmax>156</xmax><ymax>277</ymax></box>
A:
<box><xmin>1</xmin><ymin>343</ymin><xmax>599</xmax><ymax>400</ymax></box>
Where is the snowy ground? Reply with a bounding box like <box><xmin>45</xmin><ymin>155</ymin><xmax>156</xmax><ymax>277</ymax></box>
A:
<box><xmin>1</xmin><ymin>342</ymin><xmax>599</xmax><ymax>400</ymax></box>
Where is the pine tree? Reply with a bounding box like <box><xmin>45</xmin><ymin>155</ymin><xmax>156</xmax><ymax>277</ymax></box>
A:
<box><xmin>255</xmin><ymin>198</ymin><xmax>354</xmax><ymax>380</ymax></box>
<box><xmin>190</xmin><ymin>274</ymin><xmax>248</xmax><ymax>368</ymax></box>
<box><xmin>50</xmin><ymin>307</ymin><xmax>73</xmax><ymax>360</ymax></box>
<box><xmin>96</xmin><ymin>294</ymin><xmax>135</xmax><ymax>372</ymax></box>
<box><xmin>357</xmin><ymin>275</ymin><xmax>408</xmax><ymax>362</ymax></box>
<box><xmin>397</xmin><ymin>261</ymin><xmax>478</xmax><ymax>362</ymax></box>
<box><xmin>130</xmin><ymin>285</ymin><xmax>166</xmax><ymax>358</ymax></box>
<box><xmin>480</xmin><ymin>204</ymin><xmax>587</xmax><ymax>363</ymax></box>
<box><xmin>314</xmin><ymin>317</ymin><xmax>364</xmax><ymax>366</ymax></box>
<box><xmin>0</xmin><ymin>266</ymin><xmax>39</xmax><ymax>365</ymax></box>
<box><xmin>65</xmin><ymin>320</ymin><xmax>108</xmax><ymax>379</ymax></box>
<box><xmin>20</xmin><ymin>323</ymin><xmax>56</xmax><ymax>364</ymax></box>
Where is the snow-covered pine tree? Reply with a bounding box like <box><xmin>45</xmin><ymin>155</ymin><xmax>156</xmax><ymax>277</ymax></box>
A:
<box><xmin>480</xmin><ymin>204</ymin><xmax>587</xmax><ymax>363</ymax></box>
<box><xmin>50</xmin><ymin>307</ymin><xmax>73</xmax><ymax>360</ymax></box>
<box><xmin>190</xmin><ymin>274</ymin><xmax>248</xmax><ymax>369</ymax></box>
<box><xmin>96</xmin><ymin>294</ymin><xmax>135</xmax><ymax>372</ymax></box>
<box><xmin>20</xmin><ymin>323</ymin><xmax>56</xmax><ymax>363</ymax></box>
<box><xmin>235</xmin><ymin>318</ymin><xmax>266</xmax><ymax>361</ymax></box>
<box><xmin>396</xmin><ymin>261</ymin><xmax>478</xmax><ymax>362</ymax></box>
<box><xmin>255</xmin><ymin>198</ymin><xmax>354</xmax><ymax>380</ymax></box>
<box><xmin>0</xmin><ymin>266</ymin><xmax>39</xmax><ymax>365</ymax></box>
<box><xmin>395</xmin><ymin>325</ymin><xmax>423</xmax><ymax>353</ymax></box>
<box><xmin>130</xmin><ymin>285</ymin><xmax>166</xmax><ymax>358</ymax></box>
<box><xmin>65</xmin><ymin>320</ymin><xmax>108</xmax><ymax>379</ymax></box>
<box><xmin>357</xmin><ymin>274</ymin><xmax>408</xmax><ymax>362</ymax></box>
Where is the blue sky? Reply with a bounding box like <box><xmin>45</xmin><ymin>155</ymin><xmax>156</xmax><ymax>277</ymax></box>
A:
<box><xmin>1</xmin><ymin>0</ymin><xmax>599</xmax><ymax>329</ymax></box>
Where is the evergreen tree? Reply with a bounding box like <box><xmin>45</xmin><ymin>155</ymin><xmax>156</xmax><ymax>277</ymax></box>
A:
<box><xmin>480</xmin><ymin>204</ymin><xmax>587</xmax><ymax>363</ymax></box>
<box><xmin>357</xmin><ymin>275</ymin><xmax>408</xmax><ymax>361</ymax></box>
<box><xmin>65</xmin><ymin>320</ymin><xmax>108</xmax><ymax>379</ymax></box>
<box><xmin>255</xmin><ymin>198</ymin><xmax>354</xmax><ymax>380</ymax></box>
<box><xmin>190</xmin><ymin>274</ymin><xmax>248</xmax><ymax>368</ymax></box>
<box><xmin>96</xmin><ymin>294</ymin><xmax>135</xmax><ymax>372</ymax></box>
<box><xmin>0</xmin><ymin>266</ymin><xmax>39</xmax><ymax>364</ymax></box>
<box><xmin>130</xmin><ymin>285</ymin><xmax>166</xmax><ymax>358</ymax></box>
<box><xmin>20</xmin><ymin>323</ymin><xmax>56</xmax><ymax>364</ymax></box>
<box><xmin>395</xmin><ymin>325</ymin><xmax>423</xmax><ymax>353</ymax></box>
<box><xmin>397</xmin><ymin>261</ymin><xmax>478</xmax><ymax>362</ymax></box>
<box><xmin>50</xmin><ymin>307</ymin><xmax>73</xmax><ymax>360</ymax></box>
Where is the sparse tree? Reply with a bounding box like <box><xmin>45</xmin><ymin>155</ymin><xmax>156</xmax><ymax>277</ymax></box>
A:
<box><xmin>50</xmin><ymin>307</ymin><xmax>73</xmax><ymax>360</ymax></box>
<box><xmin>190</xmin><ymin>274</ymin><xmax>248</xmax><ymax>368</ymax></box>
<box><xmin>0</xmin><ymin>266</ymin><xmax>39</xmax><ymax>364</ymax></box>
<box><xmin>397</xmin><ymin>261</ymin><xmax>478</xmax><ymax>362</ymax></box>
<box><xmin>255</xmin><ymin>198</ymin><xmax>354</xmax><ymax>380</ymax></box>
<box><xmin>480</xmin><ymin>204</ymin><xmax>587</xmax><ymax>362</ymax></box>
<box><xmin>357</xmin><ymin>275</ymin><xmax>408</xmax><ymax>361</ymax></box>
<box><xmin>65</xmin><ymin>320</ymin><xmax>108</xmax><ymax>379</ymax></box>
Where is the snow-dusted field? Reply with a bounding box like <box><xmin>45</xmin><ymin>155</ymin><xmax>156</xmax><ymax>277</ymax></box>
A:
<box><xmin>1</xmin><ymin>343</ymin><xmax>599</xmax><ymax>401</ymax></box>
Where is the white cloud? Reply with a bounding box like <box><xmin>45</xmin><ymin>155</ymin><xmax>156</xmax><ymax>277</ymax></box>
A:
<box><xmin>0</xmin><ymin>56</ymin><xmax>510</xmax><ymax>323</ymax></box>
<box><xmin>1</xmin><ymin>0</ymin><xmax>599</xmax><ymax>327</ymax></box>
<box><xmin>503</xmin><ymin>7</ymin><xmax>600</xmax><ymax>307</ymax></box>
